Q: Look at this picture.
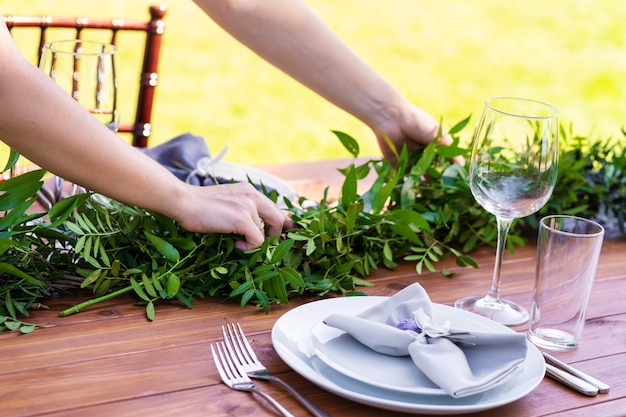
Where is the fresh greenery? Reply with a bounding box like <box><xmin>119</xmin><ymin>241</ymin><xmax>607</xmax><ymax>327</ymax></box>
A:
<box><xmin>1</xmin><ymin>119</ymin><xmax>624</xmax><ymax>333</ymax></box>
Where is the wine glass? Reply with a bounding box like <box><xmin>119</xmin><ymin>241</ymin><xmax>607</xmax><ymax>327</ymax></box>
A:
<box><xmin>455</xmin><ymin>97</ymin><xmax>559</xmax><ymax>326</ymax></box>
<box><xmin>39</xmin><ymin>39</ymin><xmax>119</xmax><ymax>197</ymax></box>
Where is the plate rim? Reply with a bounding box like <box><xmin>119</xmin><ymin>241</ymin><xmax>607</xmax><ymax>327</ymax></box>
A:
<box><xmin>272</xmin><ymin>296</ymin><xmax>545</xmax><ymax>415</ymax></box>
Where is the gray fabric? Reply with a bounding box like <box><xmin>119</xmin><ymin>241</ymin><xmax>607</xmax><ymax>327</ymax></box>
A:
<box><xmin>324</xmin><ymin>283</ymin><xmax>528</xmax><ymax>398</ymax></box>
<box><xmin>138</xmin><ymin>133</ymin><xmax>212</xmax><ymax>185</ymax></box>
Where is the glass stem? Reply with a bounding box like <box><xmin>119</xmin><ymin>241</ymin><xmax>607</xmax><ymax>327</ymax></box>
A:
<box><xmin>486</xmin><ymin>216</ymin><xmax>513</xmax><ymax>301</ymax></box>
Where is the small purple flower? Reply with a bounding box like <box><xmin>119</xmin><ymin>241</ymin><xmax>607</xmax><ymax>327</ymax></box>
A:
<box><xmin>396</xmin><ymin>318</ymin><xmax>421</xmax><ymax>333</ymax></box>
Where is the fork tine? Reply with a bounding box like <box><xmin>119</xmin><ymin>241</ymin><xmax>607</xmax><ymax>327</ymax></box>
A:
<box><xmin>234</xmin><ymin>323</ymin><xmax>261</xmax><ymax>362</ymax></box>
<box><xmin>210</xmin><ymin>343</ymin><xmax>231</xmax><ymax>386</ymax></box>
<box><xmin>222</xmin><ymin>323</ymin><xmax>255</xmax><ymax>369</ymax></box>
<box><xmin>213</xmin><ymin>342</ymin><xmax>245</xmax><ymax>384</ymax></box>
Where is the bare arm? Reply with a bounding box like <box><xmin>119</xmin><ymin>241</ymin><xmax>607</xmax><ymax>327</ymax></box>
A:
<box><xmin>193</xmin><ymin>0</ymin><xmax>453</xmax><ymax>163</ymax></box>
<box><xmin>0</xmin><ymin>20</ymin><xmax>290</xmax><ymax>249</ymax></box>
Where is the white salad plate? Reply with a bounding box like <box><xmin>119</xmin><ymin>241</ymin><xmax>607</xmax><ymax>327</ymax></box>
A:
<box><xmin>272</xmin><ymin>296</ymin><xmax>545</xmax><ymax>415</ymax></box>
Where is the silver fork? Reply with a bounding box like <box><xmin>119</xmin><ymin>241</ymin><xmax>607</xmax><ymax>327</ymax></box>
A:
<box><xmin>222</xmin><ymin>323</ymin><xmax>330</xmax><ymax>417</ymax></box>
<box><xmin>211</xmin><ymin>342</ymin><xmax>296</xmax><ymax>417</ymax></box>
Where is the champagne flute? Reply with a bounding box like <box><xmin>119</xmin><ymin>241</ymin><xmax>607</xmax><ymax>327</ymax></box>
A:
<box><xmin>39</xmin><ymin>39</ymin><xmax>119</xmax><ymax>198</ymax></box>
<box><xmin>455</xmin><ymin>97</ymin><xmax>559</xmax><ymax>326</ymax></box>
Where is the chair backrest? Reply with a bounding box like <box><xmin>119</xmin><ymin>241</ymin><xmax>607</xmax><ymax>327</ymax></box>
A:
<box><xmin>3</xmin><ymin>5</ymin><xmax>167</xmax><ymax>148</ymax></box>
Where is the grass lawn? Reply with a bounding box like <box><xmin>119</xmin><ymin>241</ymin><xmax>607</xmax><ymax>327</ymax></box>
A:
<box><xmin>4</xmin><ymin>1</ymin><xmax>625</xmax><ymax>165</ymax></box>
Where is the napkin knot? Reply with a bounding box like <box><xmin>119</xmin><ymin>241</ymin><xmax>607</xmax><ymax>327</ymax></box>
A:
<box><xmin>184</xmin><ymin>145</ymin><xmax>229</xmax><ymax>183</ymax></box>
<box><xmin>414</xmin><ymin>307</ymin><xmax>451</xmax><ymax>339</ymax></box>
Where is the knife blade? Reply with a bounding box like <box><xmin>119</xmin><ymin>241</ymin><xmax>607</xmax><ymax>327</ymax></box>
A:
<box><xmin>542</xmin><ymin>352</ymin><xmax>610</xmax><ymax>394</ymax></box>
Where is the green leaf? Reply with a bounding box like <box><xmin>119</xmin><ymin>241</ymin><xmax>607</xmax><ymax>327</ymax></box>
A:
<box><xmin>0</xmin><ymin>262</ymin><xmax>43</xmax><ymax>287</ymax></box>
<box><xmin>146</xmin><ymin>302</ymin><xmax>156</xmax><ymax>321</ymax></box>
<box><xmin>3</xmin><ymin>149</ymin><xmax>20</xmax><ymax>173</ymax></box>
<box><xmin>448</xmin><ymin>114</ymin><xmax>471</xmax><ymax>134</ymax></box>
<box><xmin>0</xmin><ymin>239</ymin><xmax>14</xmax><ymax>256</ymax></box>
<box><xmin>20</xmin><ymin>324</ymin><xmax>36</xmax><ymax>334</ymax></box>
<box><xmin>270</xmin><ymin>275</ymin><xmax>289</xmax><ymax>304</ymax></box>
<box><xmin>142</xmin><ymin>273</ymin><xmax>158</xmax><ymax>298</ymax></box>
<box><xmin>5</xmin><ymin>321</ymin><xmax>21</xmax><ymax>331</ymax></box>
<box><xmin>145</xmin><ymin>232</ymin><xmax>180</xmax><ymax>262</ymax></box>
<box><xmin>382</xmin><ymin>242</ymin><xmax>393</xmax><ymax>261</ymax></box>
<box><xmin>0</xmin><ymin>169</ymin><xmax>44</xmax><ymax>190</ymax></box>
<box><xmin>166</xmin><ymin>274</ymin><xmax>180</xmax><ymax>298</ymax></box>
<box><xmin>391</xmin><ymin>209</ymin><xmax>431</xmax><ymax>233</ymax></box>
<box><xmin>65</xmin><ymin>221</ymin><xmax>85</xmax><ymax>236</ymax></box>
<box><xmin>98</xmin><ymin>241</ymin><xmax>111</xmax><ymax>268</ymax></box>
<box><xmin>74</xmin><ymin>235</ymin><xmax>87</xmax><ymax>253</ymax></box>
<box><xmin>5</xmin><ymin>293</ymin><xmax>16</xmax><ymax>318</ymax></box>
<box><xmin>74</xmin><ymin>212</ymin><xmax>98</xmax><ymax>234</ymax></box>
<box><xmin>0</xmin><ymin>181</ymin><xmax>42</xmax><ymax>210</ymax></box>
<box><xmin>340</xmin><ymin>165</ymin><xmax>358</xmax><ymax>206</ymax></box>
<box><xmin>270</xmin><ymin>239</ymin><xmax>295</xmax><ymax>264</ymax></box>
<box><xmin>130</xmin><ymin>278</ymin><xmax>151</xmax><ymax>302</ymax></box>
<box><xmin>47</xmin><ymin>196</ymin><xmax>83</xmax><ymax>227</ymax></box>
<box><xmin>412</xmin><ymin>141</ymin><xmax>437</xmax><ymax>178</ymax></box>
<box><xmin>332</xmin><ymin>130</ymin><xmax>360</xmax><ymax>158</ymax></box>
<box><xmin>80</xmin><ymin>269</ymin><xmax>102</xmax><ymax>288</ymax></box>
<box><xmin>305</xmin><ymin>238</ymin><xmax>317</xmax><ymax>256</ymax></box>
<box><xmin>278</xmin><ymin>267</ymin><xmax>306</xmax><ymax>288</ymax></box>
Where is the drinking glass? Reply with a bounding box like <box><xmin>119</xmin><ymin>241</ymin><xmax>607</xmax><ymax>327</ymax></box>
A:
<box><xmin>454</xmin><ymin>97</ymin><xmax>559</xmax><ymax>326</ymax></box>
<box><xmin>528</xmin><ymin>215</ymin><xmax>604</xmax><ymax>350</ymax></box>
<box><xmin>40</xmin><ymin>39</ymin><xmax>119</xmax><ymax>130</ymax></box>
<box><xmin>39</xmin><ymin>39</ymin><xmax>119</xmax><ymax>197</ymax></box>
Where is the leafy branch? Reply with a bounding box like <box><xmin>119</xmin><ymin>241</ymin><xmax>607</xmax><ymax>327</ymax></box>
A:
<box><xmin>0</xmin><ymin>117</ymin><xmax>624</xmax><ymax>332</ymax></box>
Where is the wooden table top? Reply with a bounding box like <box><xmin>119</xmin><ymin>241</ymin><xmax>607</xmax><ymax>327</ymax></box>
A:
<box><xmin>2</xmin><ymin>158</ymin><xmax>625</xmax><ymax>417</ymax></box>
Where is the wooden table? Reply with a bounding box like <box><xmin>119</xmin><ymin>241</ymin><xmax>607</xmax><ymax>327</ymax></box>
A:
<box><xmin>2</xmin><ymin>159</ymin><xmax>625</xmax><ymax>417</ymax></box>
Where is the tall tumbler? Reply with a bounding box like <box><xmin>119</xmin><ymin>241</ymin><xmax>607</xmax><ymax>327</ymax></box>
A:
<box><xmin>528</xmin><ymin>215</ymin><xmax>604</xmax><ymax>351</ymax></box>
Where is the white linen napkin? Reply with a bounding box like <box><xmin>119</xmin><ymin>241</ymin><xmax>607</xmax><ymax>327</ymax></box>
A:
<box><xmin>323</xmin><ymin>283</ymin><xmax>528</xmax><ymax>398</ymax></box>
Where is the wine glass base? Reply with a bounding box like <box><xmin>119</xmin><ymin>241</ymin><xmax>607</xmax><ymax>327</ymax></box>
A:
<box><xmin>454</xmin><ymin>295</ymin><xmax>529</xmax><ymax>326</ymax></box>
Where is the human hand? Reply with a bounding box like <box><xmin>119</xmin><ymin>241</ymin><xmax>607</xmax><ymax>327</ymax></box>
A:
<box><xmin>173</xmin><ymin>182</ymin><xmax>294</xmax><ymax>250</ymax></box>
<box><xmin>371</xmin><ymin>101</ymin><xmax>465</xmax><ymax>167</ymax></box>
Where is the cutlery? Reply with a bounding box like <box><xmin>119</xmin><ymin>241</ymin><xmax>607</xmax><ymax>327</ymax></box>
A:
<box><xmin>545</xmin><ymin>363</ymin><xmax>598</xmax><ymax>396</ymax></box>
<box><xmin>543</xmin><ymin>352</ymin><xmax>610</xmax><ymax>394</ymax></box>
<box><xmin>211</xmin><ymin>342</ymin><xmax>296</xmax><ymax>417</ymax></box>
<box><xmin>222</xmin><ymin>323</ymin><xmax>330</xmax><ymax>417</ymax></box>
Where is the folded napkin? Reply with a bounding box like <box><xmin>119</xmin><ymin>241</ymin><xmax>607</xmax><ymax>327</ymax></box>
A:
<box><xmin>138</xmin><ymin>133</ymin><xmax>228</xmax><ymax>186</ymax></box>
<box><xmin>323</xmin><ymin>283</ymin><xmax>528</xmax><ymax>398</ymax></box>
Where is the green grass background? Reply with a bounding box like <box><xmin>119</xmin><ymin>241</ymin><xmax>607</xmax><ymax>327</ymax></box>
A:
<box><xmin>4</xmin><ymin>1</ymin><xmax>625</xmax><ymax>165</ymax></box>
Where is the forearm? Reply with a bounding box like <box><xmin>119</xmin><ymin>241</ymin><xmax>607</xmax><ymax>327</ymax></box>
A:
<box><xmin>193</xmin><ymin>0</ymin><xmax>407</xmax><ymax>128</ymax></box>
<box><xmin>0</xmin><ymin>33</ymin><xmax>187</xmax><ymax>220</ymax></box>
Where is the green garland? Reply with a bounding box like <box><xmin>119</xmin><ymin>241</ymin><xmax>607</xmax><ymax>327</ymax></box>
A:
<box><xmin>1</xmin><ymin>117</ymin><xmax>624</xmax><ymax>333</ymax></box>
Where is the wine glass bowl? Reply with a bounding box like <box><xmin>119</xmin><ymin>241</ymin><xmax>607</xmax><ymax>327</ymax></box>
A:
<box><xmin>455</xmin><ymin>97</ymin><xmax>559</xmax><ymax>326</ymax></box>
<box><xmin>39</xmin><ymin>39</ymin><xmax>119</xmax><ymax>132</ymax></box>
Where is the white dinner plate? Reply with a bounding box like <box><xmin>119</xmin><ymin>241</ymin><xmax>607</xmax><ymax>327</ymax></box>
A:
<box><xmin>272</xmin><ymin>296</ymin><xmax>545</xmax><ymax>415</ymax></box>
<box><xmin>211</xmin><ymin>162</ymin><xmax>297</xmax><ymax>208</ymax></box>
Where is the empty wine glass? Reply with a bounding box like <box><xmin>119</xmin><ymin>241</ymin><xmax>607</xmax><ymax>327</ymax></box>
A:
<box><xmin>455</xmin><ymin>97</ymin><xmax>559</xmax><ymax>326</ymax></box>
<box><xmin>39</xmin><ymin>39</ymin><xmax>119</xmax><ymax>197</ymax></box>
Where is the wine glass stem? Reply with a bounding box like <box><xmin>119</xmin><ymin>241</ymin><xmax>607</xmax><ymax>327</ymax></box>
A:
<box><xmin>486</xmin><ymin>216</ymin><xmax>513</xmax><ymax>301</ymax></box>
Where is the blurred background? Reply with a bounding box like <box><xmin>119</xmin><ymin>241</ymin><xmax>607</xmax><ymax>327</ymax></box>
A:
<box><xmin>4</xmin><ymin>1</ymin><xmax>625</xmax><ymax>165</ymax></box>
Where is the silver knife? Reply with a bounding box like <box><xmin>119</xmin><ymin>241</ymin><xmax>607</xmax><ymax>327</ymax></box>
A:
<box><xmin>543</xmin><ymin>352</ymin><xmax>610</xmax><ymax>394</ymax></box>
<box><xmin>545</xmin><ymin>363</ymin><xmax>599</xmax><ymax>396</ymax></box>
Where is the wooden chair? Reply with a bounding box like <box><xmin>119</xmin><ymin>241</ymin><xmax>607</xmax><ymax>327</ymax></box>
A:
<box><xmin>3</xmin><ymin>5</ymin><xmax>167</xmax><ymax>148</ymax></box>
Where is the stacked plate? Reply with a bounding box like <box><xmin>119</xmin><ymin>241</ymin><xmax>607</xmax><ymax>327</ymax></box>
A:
<box><xmin>272</xmin><ymin>296</ymin><xmax>545</xmax><ymax>415</ymax></box>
